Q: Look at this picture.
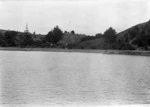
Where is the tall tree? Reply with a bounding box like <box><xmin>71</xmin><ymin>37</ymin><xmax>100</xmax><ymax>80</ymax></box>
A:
<box><xmin>45</xmin><ymin>26</ymin><xmax>63</xmax><ymax>44</ymax></box>
<box><xmin>23</xmin><ymin>33</ymin><xmax>33</xmax><ymax>47</ymax></box>
<box><xmin>104</xmin><ymin>27</ymin><xmax>116</xmax><ymax>43</ymax></box>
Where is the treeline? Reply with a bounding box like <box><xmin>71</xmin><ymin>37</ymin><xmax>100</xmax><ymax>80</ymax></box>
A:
<box><xmin>0</xmin><ymin>26</ymin><xmax>63</xmax><ymax>48</ymax></box>
<box><xmin>0</xmin><ymin>26</ymin><xmax>132</xmax><ymax>49</ymax></box>
<box><xmin>0</xmin><ymin>31</ymin><xmax>33</xmax><ymax>47</ymax></box>
<box><xmin>77</xmin><ymin>27</ymin><xmax>120</xmax><ymax>49</ymax></box>
<box><xmin>81</xmin><ymin>27</ymin><xmax>116</xmax><ymax>43</ymax></box>
<box><xmin>0</xmin><ymin>23</ymin><xmax>150</xmax><ymax>50</ymax></box>
<box><xmin>0</xmin><ymin>26</ymin><xmax>118</xmax><ymax>49</ymax></box>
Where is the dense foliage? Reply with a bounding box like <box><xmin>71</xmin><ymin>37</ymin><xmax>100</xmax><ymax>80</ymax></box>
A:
<box><xmin>103</xmin><ymin>27</ymin><xmax>116</xmax><ymax>43</ymax></box>
<box><xmin>45</xmin><ymin>26</ymin><xmax>63</xmax><ymax>44</ymax></box>
<box><xmin>1</xmin><ymin>20</ymin><xmax>150</xmax><ymax>50</ymax></box>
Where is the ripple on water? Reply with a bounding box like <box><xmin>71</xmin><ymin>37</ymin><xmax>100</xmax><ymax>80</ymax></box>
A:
<box><xmin>1</xmin><ymin>51</ymin><xmax>150</xmax><ymax>105</ymax></box>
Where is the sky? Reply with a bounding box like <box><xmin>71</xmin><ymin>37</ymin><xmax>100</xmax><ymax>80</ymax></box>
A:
<box><xmin>0</xmin><ymin>0</ymin><xmax>150</xmax><ymax>35</ymax></box>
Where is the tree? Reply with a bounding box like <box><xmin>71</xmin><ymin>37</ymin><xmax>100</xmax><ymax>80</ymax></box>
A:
<box><xmin>33</xmin><ymin>40</ymin><xmax>42</xmax><ymax>47</ymax></box>
<box><xmin>95</xmin><ymin>33</ymin><xmax>103</xmax><ymax>38</ymax></box>
<box><xmin>19</xmin><ymin>33</ymin><xmax>33</xmax><ymax>47</ymax></box>
<box><xmin>81</xmin><ymin>36</ymin><xmax>95</xmax><ymax>42</ymax></box>
<box><xmin>0</xmin><ymin>33</ymin><xmax>5</xmax><ymax>46</ymax></box>
<box><xmin>64</xmin><ymin>31</ymin><xmax>67</xmax><ymax>34</ymax></box>
<box><xmin>24</xmin><ymin>33</ymin><xmax>33</xmax><ymax>47</ymax></box>
<box><xmin>104</xmin><ymin>27</ymin><xmax>116</xmax><ymax>43</ymax></box>
<box><xmin>33</xmin><ymin>31</ymin><xmax>36</xmax><ymax>35</ymax></box>
<box><xmin>4</xmin><ymin>31</ymin><xmax>18</xmax><ymax>46</ymax></box>
<box><xmin>33</xmin><ymin>31</ymin><xmax>36</xmax><ymax>38</ymax></box>
<box><xmin>71</xmin><ymin>30</ymin><xmax>75</xmax><ymax>34</ymax></box>
<box><xmin>45</xmin><ymin>26</ymin><xmax>63</xmax><ymax>44</ymax></box>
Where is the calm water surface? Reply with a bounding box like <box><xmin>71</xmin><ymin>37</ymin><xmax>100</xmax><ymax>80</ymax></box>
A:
<box><xmin>0</xmin><ymin>50</ymin><xmax>150</xmax><ymax>106</ymax></box>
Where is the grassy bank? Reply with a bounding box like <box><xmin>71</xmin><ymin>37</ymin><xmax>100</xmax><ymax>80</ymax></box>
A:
<box><xmin>0</xmin><ymin>47</ymin><xmax>150</xmax><ymax>56</ymax></box>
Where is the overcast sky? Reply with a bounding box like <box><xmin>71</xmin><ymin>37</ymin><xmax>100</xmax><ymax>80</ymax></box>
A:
<box><xmin>0</xmin><ymin>0</ymin><xmax>150</xmax><ymax>35</ymax></box>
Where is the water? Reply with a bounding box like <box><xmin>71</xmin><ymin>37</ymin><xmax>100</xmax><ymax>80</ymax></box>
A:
<box><xmin>0</xmin><ymin>50</ymin><xmax>150</xmax><ymax>106</ymax></box>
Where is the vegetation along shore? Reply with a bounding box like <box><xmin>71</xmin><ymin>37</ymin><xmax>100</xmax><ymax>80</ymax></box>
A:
<box><xmin>0</xmin><ymin>47</ymin><xmax>150</xmax><ymax>56</ymax></box>
<box><xmin>1</xmin><ymin>20</ymin><xmax>150</xmax><ymax>56</ymax></box>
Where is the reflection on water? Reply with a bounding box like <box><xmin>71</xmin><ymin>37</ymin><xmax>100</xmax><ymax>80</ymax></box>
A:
<box><xmin>0</xmin><ymin>51</ymin><xmax>150</xmax><ymax>106</ymax></box>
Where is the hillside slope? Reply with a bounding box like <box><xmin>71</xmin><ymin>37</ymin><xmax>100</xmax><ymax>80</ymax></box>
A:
<box><xmin>116</xmin><ymin>20</ymin><xmax>150</xmax><ymax>49</ymax></box>
<box><xmin>0</xmin><ymin>29</ymin><xmax>8</xmax><ymax>34</ymax></box>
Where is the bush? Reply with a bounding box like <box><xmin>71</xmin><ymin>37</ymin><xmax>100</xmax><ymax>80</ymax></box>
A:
<box><xmin>90</xmin><ymin>46</ymin><xmax>97</xmax><ymax>49</ymax></box>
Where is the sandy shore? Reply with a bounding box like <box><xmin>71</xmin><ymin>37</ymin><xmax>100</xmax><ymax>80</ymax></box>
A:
<box><xmin>0</xmin><ymin>47</ymin><xmax>150</xmax><ymax>56</ymax></box>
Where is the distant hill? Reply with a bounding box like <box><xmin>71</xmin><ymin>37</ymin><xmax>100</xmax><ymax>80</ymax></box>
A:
<box><xmin>116</xmin><ymin>20</ymin><xmax>150</xmax><ymax>49</ymax></box>
<box><xmin>0</xmin><ymin>29</ymin><xmax>45</xmax><ymax>40</ymax></box>
<box><xmin>0</xmin><ymin>29</ymin><xmax>9</xmax><ymax>34</ymax></box>
<box><xmin>117</xmin><ymin>22</ymin><xmax>147</xmax><ymax>38</ymax></box>
<box><xmin>0</xmin><ymin>29</ymin><xmax>24</xmax><ymax>35</ymax></box>
<box><xmin>76</xmin><ymin>20</ymin><xmax>150</xmax><ymax>50</ymax></box>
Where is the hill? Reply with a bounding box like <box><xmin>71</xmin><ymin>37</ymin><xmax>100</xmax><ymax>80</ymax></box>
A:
<box><xmin>0</xmin><ymin>29</ymin><xmax>8</xmax><ymax>34</ymax></box>
<box><xmin>76</xmin><ymin>20</ymin><xmax>150</xmax><ymax>50</ymax></box>
<box><xmin>116</xmin><ymin>20</ymin><xmax>150</xmax><ymax>50</ymax></box>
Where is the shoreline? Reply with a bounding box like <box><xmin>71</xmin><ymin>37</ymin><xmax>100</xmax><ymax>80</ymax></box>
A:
<box><xmin>0</xmin><ymin>47</ymin><xmax>150</xmax><ymax>56</ymax></box>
